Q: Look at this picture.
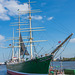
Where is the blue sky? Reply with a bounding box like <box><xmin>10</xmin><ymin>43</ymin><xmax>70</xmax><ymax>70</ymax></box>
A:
<box><xmin>0</xmin><ymin>0</ymin><xmax>75</xmax><ymax>62</ymax></box>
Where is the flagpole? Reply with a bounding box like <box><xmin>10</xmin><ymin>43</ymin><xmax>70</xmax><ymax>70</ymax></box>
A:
<box><xmin>12</xmin><ymin>28</ymin><xmax>14</xmax><ymax>61</ymax></box>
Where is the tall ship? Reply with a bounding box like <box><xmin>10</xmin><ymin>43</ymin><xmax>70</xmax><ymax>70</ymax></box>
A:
<box><xmin>6</xmin><ymin>0</ymin><xmax>73</xmax><ymax>75</ymax></box>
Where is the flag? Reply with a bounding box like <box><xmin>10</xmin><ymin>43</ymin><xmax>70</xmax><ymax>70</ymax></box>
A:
<box><xmin>58</xmin><ymin>41</ymin><xmax>61</xmax><ymax>43</ymax></box>
<box><xmin>9</xmin><ymin>44</ymin><xmax>11</xmax><ymax>46</ymax></box>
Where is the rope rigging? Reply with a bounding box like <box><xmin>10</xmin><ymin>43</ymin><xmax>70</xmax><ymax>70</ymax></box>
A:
<box><xmin>50</xmin><ymin>19</ymin><xmax>71</xmax><ymax>35</ymax></box>
<box><xmin>54</xmin><ymin>37</ymin><xmax>71</xmax><ymax>59</ymax></box>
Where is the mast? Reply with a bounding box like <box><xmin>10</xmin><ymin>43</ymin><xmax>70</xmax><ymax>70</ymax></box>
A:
<box><xmin>12</xmin><ymin>28</ymin><xmax>14</xmax><ymax>61</ymax></box>
<box><xmin>18</xmin><ymin>9</ymin><xmax>21</xmax><ymax>62</ymax></box>
<box><xmin>28</xmin><ymin>0</ymin><xmax>33</xmax><ymax>59</ymax></box>
<box><xmin>51</xmin><ymin>33</ymin><xmax>73</xmax><ymax>55</ymax></box>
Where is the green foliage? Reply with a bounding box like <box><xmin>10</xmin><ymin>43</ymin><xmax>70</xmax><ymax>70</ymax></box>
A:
<box><xmin>61</xmin><ymin>57</ymin><xmax>75</xmax><ymax>61</ymax></box>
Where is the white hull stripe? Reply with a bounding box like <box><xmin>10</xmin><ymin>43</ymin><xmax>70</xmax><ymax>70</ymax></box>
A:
<box><xmin>7</xmin><ymin>69</ymin><xmax>48</xmax><ymax>75</ymax></box>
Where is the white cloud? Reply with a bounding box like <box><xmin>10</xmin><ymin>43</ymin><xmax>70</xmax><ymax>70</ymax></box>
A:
<box><xmin>41</xmin><ymin>3</ymin><xmax>46</xmax><ymax>6</ymax></box>
<box><xmin>48</xmin><ymin>17</ymin><xmax>53</xmax><ymax>20</ymax></box>
<box><xmin>70</xmin><ymin>38</ymin><xmax>75</xmax><ymax>43</ymax></box>
<box><xmin>0</xmin><ymin>0</ymin><xmax>4</xmax><ymax>3</ymax></box>
<box><xmin>0</xmin><ymin>0</ymin><xmax>29</xmax><ymax>20</ymax></box>
<box><xmin>42</xmin><ymin>21</ymin><xmax>44</xmax><ymax>23</ymax></box>
<box><xmin>0</xmin><ymin>4</ymin><xmax>7</xmax><ymax>14</ymax></box>
<box><xmin>0</xmin><ymin>35</ymin><xmax>5</xmax><ymax>41</ymax></box>
<box><xmin>44</xmin><ymin>16</ymin><xmax>46</xmax><ymax>18</ymax></box>
<box><xmin>0</xmin><ymin>14</ymin><xmax>10</xmax><ymax>21</ymax></box>
<box><xmin>4</xmin><ymin>1</ymin><xmax>29</xmax><ymax>16</ymax></box>
<box><xmin>0</xmin><ymin>35</ymin><xmax>5</xmax><ymax>47</ymax></box>
<box><xmin>22</xmin><ymin>15</ymin><xmax>43</xmax><ymax>20</ymax></box>
<box><xmin>31</xmin><ymin>15</ymin><xmax>43</xmax><ymax>20</ymax></box>
<box><xmin>0</xmin><ymin>3</ymin><xmax>10</xmax><ymax>20</ymax></box>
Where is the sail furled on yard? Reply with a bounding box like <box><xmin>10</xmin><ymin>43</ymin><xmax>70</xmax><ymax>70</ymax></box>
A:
<box><xmin>20</xmin><ymin>33</ymin><xmax>29</xmax><ymax>55</ymax></box>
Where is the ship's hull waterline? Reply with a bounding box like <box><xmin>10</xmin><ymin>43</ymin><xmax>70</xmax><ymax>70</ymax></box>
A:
<box><xmin>7</xmin><ymin>69</ymin><xmax>48</xmax><ymax>75</ymax></box>
<box><xmin>7</xmin><ymin>55</ymin><xmax>52</xmax><ymax>75</ymax></box>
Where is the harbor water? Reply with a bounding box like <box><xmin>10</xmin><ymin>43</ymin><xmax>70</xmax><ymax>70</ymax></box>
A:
<box><xmin>0</xmin><ymin>61</ymin><xmax>75</xmax><ymax>75</ymax></box>
<box><xmin>51</xmin><ymin>61</ymin><xmax>75</xmax><ymax>70</ymax></box>
<box><xmin>0</xmin><ymin>65</ymin><xmax>7</xmax><ymax>75</ymax></box>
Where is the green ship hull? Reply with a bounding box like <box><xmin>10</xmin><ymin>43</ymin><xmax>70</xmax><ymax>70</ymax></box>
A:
<box><xmin>7</xmin><ymin>55</ymin><xmax>53</xmax><ymax>75</ymax></box>
<box><xmin>64</xmin><ymin>69</ymin><xmax>75</xmax><ymax>74</ymax></box>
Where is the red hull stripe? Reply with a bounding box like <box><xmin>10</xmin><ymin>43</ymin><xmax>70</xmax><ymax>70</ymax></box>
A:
<box><xmin>7</xmin><ymin>69</ymin><xmax>48</xmax><ymax>75</ymax></box>
<box><xmin>7</xmin><ymin>70</ymin><xmax>28</xmax><ymax>75</ymax></box>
